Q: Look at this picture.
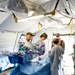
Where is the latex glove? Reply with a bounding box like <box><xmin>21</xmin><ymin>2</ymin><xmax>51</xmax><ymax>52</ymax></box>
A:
<box><xmin>31</xmin><ymin>55</ymin><xmax>39</xmax><ymax>62</ymax></box>
<box><xmin>39</xmin><ymin>55</ymin><xmax>45</xmax><ymax>59</ymax></box>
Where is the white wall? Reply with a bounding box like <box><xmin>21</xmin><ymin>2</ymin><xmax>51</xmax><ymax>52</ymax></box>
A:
<box><xmin>0</xmin><ymin>31</ymin><xmax>19</xmax><ymax>52</ymax></box>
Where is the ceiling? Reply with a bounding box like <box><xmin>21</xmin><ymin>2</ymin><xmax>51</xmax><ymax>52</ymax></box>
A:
<box><xmin>0</xmin><ymin>0</ymin><xmax>75</xmax><ymax>32</ymax></box>
<box><xmin>0</xmin><ymin>0</ymin><xmax>75</xmax><ymax>16</ymax></box>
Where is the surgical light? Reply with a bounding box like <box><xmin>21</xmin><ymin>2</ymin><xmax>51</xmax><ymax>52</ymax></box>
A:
<box><xmin>28</xmin><ymin>10</ymin><xmax>35</xmax><ymax>16</ymax></box>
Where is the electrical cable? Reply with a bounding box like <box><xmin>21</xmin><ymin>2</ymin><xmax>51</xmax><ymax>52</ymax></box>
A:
<box><xmin>56</xmin><ymin>10</ymin><xmax>75</xmax><ymax>19</ymax></box>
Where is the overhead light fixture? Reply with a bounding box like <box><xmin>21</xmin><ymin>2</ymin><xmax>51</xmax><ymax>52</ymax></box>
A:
<box><xmin>18</xmin><ymin>15</ymin><xmax>44</xmax><ymax>22</ymax></box>
<box><xmin>28</xmin><ymin>10</ymin><xmax>35</xmax><ymax>16</ymax></box>
<box><xmin>17</xmin><ymin>0</ymin><xmax>59</xmax><ymax>23</ymax></box>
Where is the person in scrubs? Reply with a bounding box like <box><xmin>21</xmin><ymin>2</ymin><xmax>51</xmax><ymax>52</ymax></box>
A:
<box><xmin>34</xmin><ymin>33</ymin><xmax>48</xmax><ymax>55</ymax></box>
<box><xmin>23</xmin><ymin>32</ymin><xmax>34</xmax><ymax>51</ymax></box>
<box><xmin>55</xmin><ymin>33</ymin><xmax>65</xmax><ymax>50</ymax></box>
<box><xmin>49</xmin><ymin>38</ymin><xmax>64</xmax><ymax>75</ymax></box>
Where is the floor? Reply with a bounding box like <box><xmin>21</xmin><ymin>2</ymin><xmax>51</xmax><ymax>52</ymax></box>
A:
<box><xmin>0</xmin><ymin>68</ymin><xmax>12</xmax><ymax>75</ymax></box>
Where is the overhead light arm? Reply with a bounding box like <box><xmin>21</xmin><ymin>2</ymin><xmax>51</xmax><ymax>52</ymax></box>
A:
<box><xmin>44</xmin><ymin>10</ymin><xmax>55</xmax><ymax>16</ymax></box>
<box><xmin>67</xmin><ymin>18</ymin><xmax>72</xmax><ymax>26</ymax></box>
<box><xmin>0</xmin><ymin>10</ymin><xmax>6</xmax><ymax>12</ymax></box>
<box><xmin>44</xmin><ymin>0</ymin><xmax>60</xmax><ymax>16</ymax></box>
<box><xmin>13</xmin><ymin>13</ymin><xmax>18</xmax><ymax>23</ymax></box>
